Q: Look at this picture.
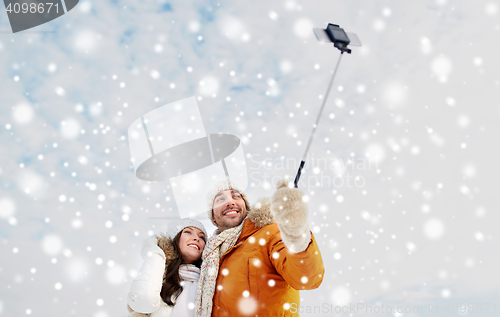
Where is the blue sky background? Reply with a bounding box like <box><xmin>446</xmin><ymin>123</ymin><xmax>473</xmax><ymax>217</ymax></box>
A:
<box><xmin>1</xmin><ymin>0</ymin><xmax>499</xmax><ymax>316</ymax></box>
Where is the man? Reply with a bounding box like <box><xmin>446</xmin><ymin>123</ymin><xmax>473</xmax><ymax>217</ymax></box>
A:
<box><xmin>195</xmin><ymin>179</ymin><xmax>325</xmax><ymax>317</ymax></box>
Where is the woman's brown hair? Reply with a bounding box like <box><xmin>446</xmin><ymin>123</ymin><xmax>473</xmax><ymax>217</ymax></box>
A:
<box><xmin>158</xmin><ymin>230</ymin><xmax>203</xmax><ymax>306</ymax></box>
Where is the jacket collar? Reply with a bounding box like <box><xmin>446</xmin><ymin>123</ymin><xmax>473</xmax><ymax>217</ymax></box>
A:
<box><xmin>237</xmin><ymin>218</ymin><xmax>260</xmax><ymax>243</ymax></box>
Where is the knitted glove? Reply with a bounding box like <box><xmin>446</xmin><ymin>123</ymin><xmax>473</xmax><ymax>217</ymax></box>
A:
<box><xmin>270</xmin><ymin>179</ymin><xmax>311</xmax><ymax>253</ymax></box>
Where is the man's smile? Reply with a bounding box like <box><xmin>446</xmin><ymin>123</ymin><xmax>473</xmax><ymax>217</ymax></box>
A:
<box><xmin>223</xmin><ymin>208</ymin><xmax>240</xmax><ymax>216</ymax></box>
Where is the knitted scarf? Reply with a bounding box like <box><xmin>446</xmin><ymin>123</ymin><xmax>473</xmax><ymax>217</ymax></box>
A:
<box><xmin>194</xmin><ymin>219</ymin><xmax>246</xmax><ymax>317</ymax></box>
<box><xmin>171</xmin><ymin>264</ymin><xmax>201</xmax><ymax>317</ymax></box>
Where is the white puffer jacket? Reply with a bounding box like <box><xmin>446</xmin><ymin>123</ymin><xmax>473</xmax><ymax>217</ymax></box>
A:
<box><xmin>127</xmin><ymin>236</ymin><xmax>200</xmax><ymax>317</ymax></box>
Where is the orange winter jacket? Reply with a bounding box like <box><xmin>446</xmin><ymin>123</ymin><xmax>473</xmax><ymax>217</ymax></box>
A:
<box><xmin>211</xmin><ymin>218</ymin><xmax>325</xmax><ymax>317</ymax></box>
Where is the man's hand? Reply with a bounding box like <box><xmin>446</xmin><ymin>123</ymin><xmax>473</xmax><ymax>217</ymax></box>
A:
<box><xmin>270</xmin><ymin>179</ymin><xmax>311</xmax><ymax>253</ymax></box>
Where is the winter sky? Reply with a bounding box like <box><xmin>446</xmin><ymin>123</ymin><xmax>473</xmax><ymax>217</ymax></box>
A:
<box><xmin>1</xmin><ymin>0</ymin><xmax>500</xmax><ymax>316</ymax></box>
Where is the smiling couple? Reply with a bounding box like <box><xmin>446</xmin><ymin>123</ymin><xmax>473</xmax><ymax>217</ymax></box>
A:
<box><xmin>127</xmin><ymin>179</ymin><xmax>325</xmax><ymax>317</ymax></box>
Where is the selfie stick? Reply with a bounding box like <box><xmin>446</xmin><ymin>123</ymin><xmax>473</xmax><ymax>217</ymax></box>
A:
<box><xmin>294</xmin><ymin>24</ymin><xmax>361</xmax><ymax>188</ymax></box>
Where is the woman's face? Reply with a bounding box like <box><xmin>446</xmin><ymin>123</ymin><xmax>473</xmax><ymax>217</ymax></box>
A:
<box><xmin>178</xmin><ymin>226</ymin><xmax>206</xmax><ymax>264</ymax></box>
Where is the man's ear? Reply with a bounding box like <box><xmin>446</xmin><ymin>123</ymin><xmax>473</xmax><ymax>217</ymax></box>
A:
<box><xmin>211</xmin><ymin>211</ymin><xmax>217</xmax><ymax>225</ymax></box>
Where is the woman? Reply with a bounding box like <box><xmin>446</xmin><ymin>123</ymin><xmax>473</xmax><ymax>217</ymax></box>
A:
<box><xmin>127</xmin><ymin>219</ymin><xmax>207</xmax><ymax>317</ymax></box>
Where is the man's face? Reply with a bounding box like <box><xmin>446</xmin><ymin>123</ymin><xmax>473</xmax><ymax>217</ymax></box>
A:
<box><xmin>212</xmin><ymin>189</ymin><xmax>247</xmax><ymax>232</ymax></box>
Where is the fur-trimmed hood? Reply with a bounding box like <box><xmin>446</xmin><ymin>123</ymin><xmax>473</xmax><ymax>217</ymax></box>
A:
<box><xmin>154</xmin><ymin>233</ymin><xmax>178</xmax><ymax>264</ymax></box>
<box><xmin>247</xmin><ymin>197</ymin><xmax>275</xmax><ymax>228</ymax></box>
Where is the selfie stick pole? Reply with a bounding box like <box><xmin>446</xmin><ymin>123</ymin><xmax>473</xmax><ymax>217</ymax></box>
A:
<box><xmin>293</xmin><ymin>52</ymin><xmax>344</xmax><ymax>188</ymax></box>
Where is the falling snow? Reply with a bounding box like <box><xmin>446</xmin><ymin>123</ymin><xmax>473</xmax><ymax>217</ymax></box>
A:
<box><xmin>1</xmin><ymin>1</ymin><xmax>498</xmax><ymax>316</ymax></box>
